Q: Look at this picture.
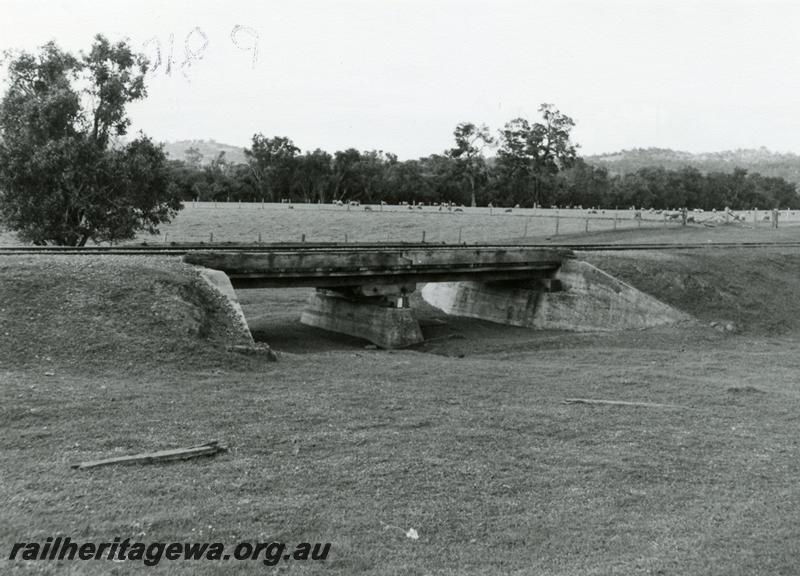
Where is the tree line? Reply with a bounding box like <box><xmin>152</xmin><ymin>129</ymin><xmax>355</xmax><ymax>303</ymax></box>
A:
<box><xmin>170</xmin><ymin>118</ymin><xmax>800</xmax><ymax>211</ymax></box>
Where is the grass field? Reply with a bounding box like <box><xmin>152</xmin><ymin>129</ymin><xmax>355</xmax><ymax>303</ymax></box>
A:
<box><xmin>2</xmin><ymin>202</ymin><xmax>799</xmax><ymax>247</ymax></box>
<box><xmin>145</xmin><ymin>202</ymin><xmax>800</xmax><ymax>245</ymax></box>
<box><xmin>3</xmin><ymin>223</ymin><xmax>800</xmax><ymax>574</ymax></box>
<box><xmin>145</xmin><ymin>203</ymin><xmax>664</xmax><ymax>245</ymax></box>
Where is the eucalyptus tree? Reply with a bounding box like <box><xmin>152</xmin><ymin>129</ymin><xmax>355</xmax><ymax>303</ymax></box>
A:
<box><xmin>447</xmin><ymin>122</ymin><xmax>494</xmax><ymax>207</ymax></box>
<box><xmin>496</xmin><ymin>104</ymin><xmax>578</xmax><ymax>207</ymax></box>
<box><xmin>0</xmin><ymin>36</ymin><xmax>181</xmax><ymax>245</ymax></box>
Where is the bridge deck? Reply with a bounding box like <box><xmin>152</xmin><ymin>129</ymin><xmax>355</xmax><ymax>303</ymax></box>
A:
<box><xmin>183</xmin><ymin>246</ymin><xmax>572</xmax><ymax>289</ymax></box>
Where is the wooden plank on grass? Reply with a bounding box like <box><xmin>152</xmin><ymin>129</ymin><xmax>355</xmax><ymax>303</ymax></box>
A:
<box><xmin>564</xmin><ymin>398</ymin><xmax>686</xmax><ymax>409</ymax></box>
<box><xmin>71</xmin><ymin>441</ymin><xmax>226</xmax><ymax>470</ymax></box>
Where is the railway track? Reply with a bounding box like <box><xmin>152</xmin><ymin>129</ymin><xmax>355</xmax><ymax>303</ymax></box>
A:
<box><xmin>1</xmin><ymin>241</ymin><xmax>800</xmax><ymax>256</ymax></box>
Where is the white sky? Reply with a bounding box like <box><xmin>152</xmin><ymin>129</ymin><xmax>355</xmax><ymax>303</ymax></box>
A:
<box><xmin>2</xmin><ymin>0</ymin><xmax>800</xmax><ymax>158</ymax></box>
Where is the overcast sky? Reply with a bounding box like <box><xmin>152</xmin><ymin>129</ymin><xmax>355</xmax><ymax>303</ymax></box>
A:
<box><xmin>2</xmin><ymin>0</ymin><xmax>800</xmax><ymax>158</ymax></box>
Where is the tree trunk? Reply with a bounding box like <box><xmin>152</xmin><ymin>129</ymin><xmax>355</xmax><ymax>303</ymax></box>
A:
<box><xmin>469</xmin><ymin>175</ymin><xmax>476</xmax><ymax>207</ymax></box>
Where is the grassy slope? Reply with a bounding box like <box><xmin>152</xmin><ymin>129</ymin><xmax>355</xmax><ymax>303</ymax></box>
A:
<box><xmin>3</xmin><ymin>230</ymin><xmax>800</xmax><ymax>574</ymax></box>
<box><xmin>526</xmin><ymin>220</ymin><xmax>800</xmax><ymax>245</ymax></box>
<box><xmin>0</xmin><ymin>256</ymin><xmax>253</xmax><ymax>373</ymax></box>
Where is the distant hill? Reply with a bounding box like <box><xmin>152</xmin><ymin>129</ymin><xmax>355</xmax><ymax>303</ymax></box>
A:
<box><xmin>585</xmin><ymin>147</ymin><xmax>800</xmax><ymax>185</ymax></box>
<box><xmin>158</xmin><ymin>141</ymin><xmax>800</xmax><ymax>186</ymax></box>
<box><xmin>161</xmin><ymin>139</ymin><xmax>247</xmax><ymax>165</ymax></box>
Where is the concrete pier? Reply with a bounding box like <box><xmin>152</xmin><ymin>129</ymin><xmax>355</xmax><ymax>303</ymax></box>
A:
<box><xmin>300</xmin><ymin>289</ymin><xmax>424</xmax><ymax>348</ymax></box>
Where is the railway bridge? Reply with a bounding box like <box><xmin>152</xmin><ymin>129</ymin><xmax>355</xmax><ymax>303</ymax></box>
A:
<box><xmin>183</xmin><ymin>244</ymin><xmax>686</xmax><ymax>348</ymax></box>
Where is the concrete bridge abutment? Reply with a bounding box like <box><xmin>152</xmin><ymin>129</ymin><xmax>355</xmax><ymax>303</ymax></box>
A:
<box><xmin>420</xmin><ymin>260</ymin><xmax>689</xmax><ymax>331</ymax></box>
<box><xmin>195</xmin><ymin>266</ymin><xmax>255</xmax><ymax>345</ymax></box>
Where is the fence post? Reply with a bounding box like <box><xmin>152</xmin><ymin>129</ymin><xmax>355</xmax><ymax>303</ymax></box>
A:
<box><xmin>301</xmin><ymin>233</ymin><xmax>306</xmax><ymax>242</ymax></box>
<box><xmin>422</xmin><ymin>230</ymin><xmax>426</xmax><ymax>243</ymax></box>
<box><xmin>209</xmin><ymin>232</ymin><xmax>213</xmax><ymax>243</ymax></box>
<box><xmin>555</xmin><ymin>214</ymin><xmax>560</xmax><ymax>236</ymax></box>
<box><xmin>584</xmin><ymin>217</ymin><xmax>589</xmax><ymax>233</ymax></box>
<box><xmin>258</xmin><ymin>232</ymin><xmax>262</xmax><ymax>243</ymax></box>
<box><xmin>345</xmin><ymin>233</ymin><xmax>348</xmax><ymax>243</ymax></box>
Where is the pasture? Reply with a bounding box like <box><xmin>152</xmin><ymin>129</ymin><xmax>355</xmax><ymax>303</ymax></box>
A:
<box><xmin>2</xmin><ymin>216</ymin><xmax>800</xmax><ymax>574</ymax></box>
<box><xmin>139</xmin><ymin>202</ymin><xmax>800</xmax><ymax>245</ymax></box>
<box><xmin>3</xmin><ymin>202</ymin><xmax>798</xmax><ymax>247</ymax></box>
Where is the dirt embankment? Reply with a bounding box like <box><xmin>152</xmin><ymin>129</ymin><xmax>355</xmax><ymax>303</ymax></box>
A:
<box><xmin>583</xmin><ymin>248</ymin><xmax>800</xmax><ymax>335</ymax></box>
<box><xmin>0</xmin><ymin>255</ymin><xmax>252</xmax><ymax>372</ymax></box>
